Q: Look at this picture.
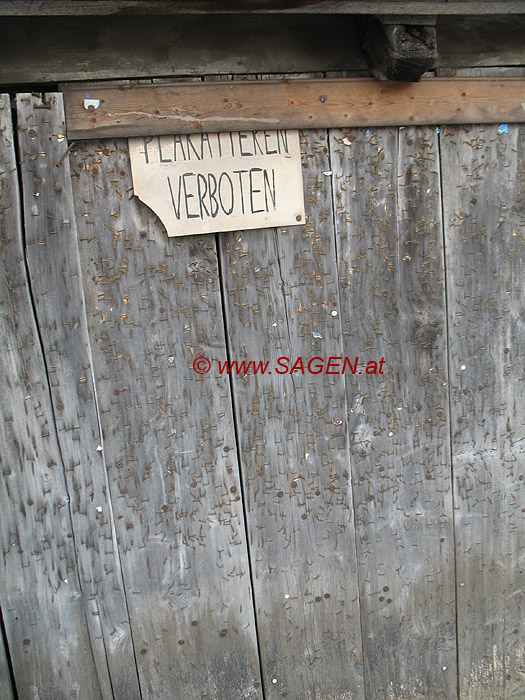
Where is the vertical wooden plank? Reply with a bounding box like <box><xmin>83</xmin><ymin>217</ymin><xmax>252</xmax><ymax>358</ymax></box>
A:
<box><xmin>16</xmin><ymin>93</ymin><xmax>142</xmax><ymax>700</ymax></box>
<box><xmin>441</xmin><ymin>123</ymin><xmax>525</xmax><ymax>699</ymax></box>
<box><xmin>218</xmin><ymin>130</ymin><xmax>365</xmax><ymax>700</ymax></box>
<box><xmin>0</xmin><ymin>627</ymin><xmax>15</xmax><ymax>700</ymax></box>
<box><xmin>0</xmin><ymin>95</ymin><xmax>103</xmax><ymax>699</ymax></box>
<box><xmin>330</xmin><ymin>125</ymin><xmax>457</xmax><ymax>699</ymax></box>
<box><xmin>69</xmin><ymin>137</ymin><xmax>263</xmax><ymax>700</ymax></box>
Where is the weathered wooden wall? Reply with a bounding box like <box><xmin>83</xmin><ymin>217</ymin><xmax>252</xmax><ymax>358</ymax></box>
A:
<box><xmin>1</xmin><ymin>13</ymin><xmax>525</xmax><ymax>84</ymax></box>
<box><xmin>329</xmin><ymin>123</ymin><xmax>457</xmax><ymax>698</ymax></box>
<box><xmin>0</xmin><ymin>88</ymin><xmax>523</xmax><ymax>700</ymax></box>
<box><xmin>441</xmin><ymin>123</ymin><xmax>525</xmax><ymax>699</ymax></box>
<box><xmin>1</xmin><ymin>92</ymin><xmax>107</xmax><ymax>700</ymax></box>
<box><xmin>219</xmin><ymin>127</ymin><xmax>365</xmax><ymax>699</ymax></box>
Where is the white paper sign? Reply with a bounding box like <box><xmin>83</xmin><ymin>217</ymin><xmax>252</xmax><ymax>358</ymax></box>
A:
<box><xmin>129</xmin><ymin>130</ymin><xmax>305</xmax><ymax>237</ymax></box>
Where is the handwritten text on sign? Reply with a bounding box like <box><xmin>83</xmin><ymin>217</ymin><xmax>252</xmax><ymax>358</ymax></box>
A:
<box><xmin>129</xmin><ymin>130</ymin><xmax>305</xmax><ymax>237</ymax></box>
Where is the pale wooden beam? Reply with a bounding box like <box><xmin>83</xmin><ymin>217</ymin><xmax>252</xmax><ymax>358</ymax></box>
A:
<box><xmin>62</xmin><ymin>77</ymin><xmax>525</xmax><ymax>140</ymax></box>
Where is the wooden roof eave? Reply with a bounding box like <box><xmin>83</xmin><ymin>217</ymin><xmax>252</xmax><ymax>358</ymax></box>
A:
<box><xmin>1</xmin><ymin>0</ymin><xmax>525</xmax><ymax>16</ymax></box>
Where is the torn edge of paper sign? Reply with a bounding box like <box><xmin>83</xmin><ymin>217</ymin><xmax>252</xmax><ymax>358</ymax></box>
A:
<box><xmin>128</xmin><ymin>129</ymin><xmax>306</xmax><ymax>237</ymax></box>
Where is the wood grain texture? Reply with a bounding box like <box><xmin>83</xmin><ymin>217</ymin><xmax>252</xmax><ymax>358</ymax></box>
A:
<box><xmin>442</xmin><ymin>68</ymin><xmax>525</xmax><ymax>78</ymax></box>
<box><xmin>437</xmin><ymin>16</ymin><xmax>525</xmax><ymax>69</ymax></box>
<box><xmin>69</xmin><ymin>134</ymin><xmax>263</xmax><ymax>700</ymax></box>
<box><xmin>2</xmin><ymin>15</ymin><xmax>524</xmax><ymax>85</ymax></box>
<box><xmin>16</xmin><ymin>93</ymin><xmax>142</xmax><ymax>700</ymax></box>
<box><xmin>330</xmin><ymin>125</ymin><xmax>457</xmax><ymax>698</ymax></box>
<box><xmin>0</xmin><ymin>15</ymin><xmax>365</xmax><ymax>84</ymax></box>
<box><xmin>218</xmin><ymin>129</ymin><xmax>365</xmax><ymax>700</ymax></box>
<box><xmin>1</xmin><ymin>0</ymin><xmax>524</xmax><ymax>15</ymax></box>
<box><xmin>4</xmin><ymin>76</ymin><xmax>524</xmax><ymax>700</ymax></box>
<box><xmin>62</xmin><ymin>78</ymin><xmax>525</xmax><ymax>140</ymax></box>
<box><xmin>0</xmin><ymin>630</ymin><xmax>15</xmax><ymax>700</ymax></box>
<box><xmin>0</xmin><ymin>95</ymin><xmax>103</xmax><ymax>700</ymax></box>
<box><xmin>440</xmin><ymin>123</ymin><xmax>525</xmax><ymax>699</ymax></box>
<box><xmin>360</xmin><ymin>18</ymin><xmax>437</xmax><ymax>81</ymax></box>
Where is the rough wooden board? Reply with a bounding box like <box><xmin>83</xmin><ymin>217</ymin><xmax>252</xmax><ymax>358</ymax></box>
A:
<box><xmin>0</xmin><ymin>631</ymin><xmax>15</xmax><ymax>700</ymax></box>
<box><xmin>69</xmin><ymin>136</ymin><xmax>263</xmax><ymax>700</ymax></box>
<box><xmin>0</xmin><ymin>94</ymin><xmax>103</xmax><ymax>700</ymax></box>
<box><xmin>2</xmin><ymin>16</ymin><xmax>524</xmax><ymax>86</ymax></box>
<box><xmin>437</xmin><ymin>16</ymin><xmax>525</xmax><ymax>69</ymax></box>
<box><xmin>330</xmin><ymin>125</ymin><xmax>457</xmax><ymax>698</ymax></box>
<box><xmin>440</xmin><ymin>123</ymin><xmax>525</xmax><ymax>700</ymax></box>
<box><xmin>218</xmin><ymin>129</ymin><xmax>365</xmax><ymax>700</ymax></box>
<box><xmin>16</xmin><ymin>93</ymin><xmax>142</xmax><ymax>700</ymax></box>
<box><xmin>1</xmin><ymin>1</ymin><xmax>524</xmax><ymax>15</ymax></box>
<box><xmin>62</xmin><ymin>78</ymin><xmax>525</xmax><ymax>140</ymax></box>
<box><xmin>0</xmin><ymin>15</ymin><xmax>365</xmax><ymax>85</ymax></box>
<box><xmin>439</xmin><ymin>67</ymin><xmax>525</xmax><ymax>77</ymax></box>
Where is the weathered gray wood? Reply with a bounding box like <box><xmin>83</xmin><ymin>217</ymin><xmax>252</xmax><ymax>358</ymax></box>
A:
<box><xmin>0</xmin><ymin>15</ymin><xmax>365</xmax><ymax>84</ymax></box>
<box><xmin>439</xmin><ymin>67</ymin><xmax>525</xmax><ymax>78</ymax></box>
<box><xmin>437</xmin><ymin>16</ymin><xmax>525</xmax><ymax>69</ymax></box>
<box><xmin>330</xmin><ymin>125</ymin><xmax>457</xmax><ymax>698</ymax></box>
<box><xmin>1</xmin><ymin>1</ymin><xmax>524</xmax><ymax>15</ymax></box>
<box><xmin>16</xmin><ymin>93</ymin><xmax>142</xmax><ymax>700</ymax></box>
<box><xmin>440</xmin><ymin>124</ymin><xmax>525</xmax><ymax>699</ymax></box>
<box><xmin>0</xmin><ymin>628</ymin><xmax>15</xmax><ymax>700</ymax></box>
<box><xmin>218</xmin><ymin>128</ymin><xmax>365</xmax><ymax>699</ymax></box>
<box><xmin>2</xmin><ymin>16</ymin><xmax>524</xmax><ymax>86</ymax></box>
<box><xmin>0</xmin><ymin>94</ymin><xmax>103</xmax><ymax>700</ymax></box>
<box><xmin>69</xmin><ymin>136</ymin><xmax>263</xmax><ymax>700</ymax></box>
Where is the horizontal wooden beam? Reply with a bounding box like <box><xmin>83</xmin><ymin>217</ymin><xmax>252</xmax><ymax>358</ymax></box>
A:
<box><xmin>62</xmin><ymin>78</ymin><xmax>525</xmax><ymax>140</ymax></box>
<box><xmin>2</xmin><ymin>1</ymin><xmax>525</xmax><ymax>15</ymax></box>
<box><xmin>0</xmin><ymin>15</ymin><xmax>366</xmax><ymax>84</ymax></box>
<box><xmin>2</xmin><ymin>16</ymin><xmax>524</xmax><ymax>85</ymax></box>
